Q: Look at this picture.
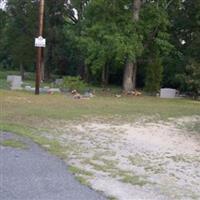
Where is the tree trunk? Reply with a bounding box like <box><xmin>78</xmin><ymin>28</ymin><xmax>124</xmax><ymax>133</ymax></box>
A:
<box><xmin>123</xmin><ymin>0</ymin><xmax>142</xmax><ymax>91</ymax></box>
<box><xmin>123</xmin><ymin>62</ymin><xmax>137</xmax><ymax>91</ymax></box>
<box><xmin>133</xmin><ymin>0</ymin><xmax>142</xmax><ymax>21</ymax></box>
<box><xmin>44</xmin><ymin>53</ymin><xmax>51</xmax><ymax>81</ymax></box>
<box><xmin>84</xmin><ymin>65</ymin><xmax>89</xmax><ymax>82</ymax></box>
<box><xmin>76</xmin><ymin>54</ymin><xmax>86</xmax><ymax>79</ymax></box>
<box><xmin>20</xmin><ymin>63</ymin><xmax>25</xmax><ymax>80</ymax></box>
<box><xmin>40</xmin><ymin>49</ymin><xmax>45</xmax><ymax>82</ymax></box>
<box><xmin>132</xmin><ymin>62</ymin><xmax>137</xmax><ymax>89</ymax></box>
<box><xmin>44</xmin><ymin>65</ymin><xmax>50</xmax><ymax>81</ymax></box>
<box><xmin>101</xmin><ymin>64</ymin><xmax>109</xmax><ymax>87</ymax></box>
<box><xmin>76</xmin><ymin>1</ymin><xmax>85</xmax><ymax>79</ymax></box>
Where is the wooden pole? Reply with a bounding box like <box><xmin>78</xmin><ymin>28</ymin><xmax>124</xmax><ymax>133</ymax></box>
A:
<box><xmin>35</xmin><ymin>0</ymin><xmax>45</xmax><ymax>95</ymax></box>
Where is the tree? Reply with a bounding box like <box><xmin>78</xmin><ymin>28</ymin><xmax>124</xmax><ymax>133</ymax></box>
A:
<box><xmin>44</xmin><ymin>0</ymin><xmax>67</xmax><ymax>80</ymax></box>
<box><xmin>75</xmin><ymin>0</ymin><xmax>144</xmax><ymax>85</ymax></box>
<box><xmin>123</xmin><ymin>0</ymin><xmax>175</xmax><ymax>91</ymax></box>
<box><xmin>5</xmin><ymin>0</ymin><xmax>38</xmax><ymax>78</ymax></box>
<box><xmin>123</xmin><ymin>0</ymin><xmax>142</xmax><ymax>91</ymax></box>
<box><xmin>184</xmin><ymin>62</ymin><xmax>200</xmax><ymax>98</ymax></box>
<box><xmin>63</xmin><ymin>0</ymin><xmax>90</xmax><ymax>80</ymax></box>
<box><xmin>145</xmin><ymin>56</ymin><xmax>163</xmax><ymax>94</ymax></box>
<box><xmin>163</xmin><ymin>0</ymin><xmax>200</xmax><ymax>97</ymax></box>
<box><xmin>178</xmin><ymin>0</ymin><xmax>200</xmax><ymax>98</ymax></box>
<box><xmin>0</xmin><ymin>9</ymin><xmax>9</xmax><ymax>68</ymax></box>
<box><xmin>0</xmin><ymin>0</ymin><xmax>199</xmax><ymax>95</ymax></box>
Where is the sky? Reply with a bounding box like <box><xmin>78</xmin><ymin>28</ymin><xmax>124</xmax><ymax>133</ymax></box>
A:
<box><xmin>0</xmin><ymin>0</ymin><xmax>6</xmax><ymax>10</ymax></box>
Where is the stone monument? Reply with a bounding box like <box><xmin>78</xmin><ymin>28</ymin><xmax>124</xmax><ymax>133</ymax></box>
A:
<box><xmin>7</xmin><ymin>75</ymin><xmax>23</xmax><ymax>90</ymax></box>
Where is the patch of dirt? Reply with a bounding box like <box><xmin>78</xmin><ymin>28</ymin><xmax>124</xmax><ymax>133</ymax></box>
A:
<box><xmin>41</xmin><ymin>116</ymin><xmax>200</xmax><ymax>200</ymax></box>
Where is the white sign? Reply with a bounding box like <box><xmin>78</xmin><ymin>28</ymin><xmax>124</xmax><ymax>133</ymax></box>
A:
<box><xmin>35</xmin><ymin>36</ymin><xmax>46</xmax><ymax>47</ymax></box>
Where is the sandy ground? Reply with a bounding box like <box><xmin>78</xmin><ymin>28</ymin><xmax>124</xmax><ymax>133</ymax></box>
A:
<box><xmin>41</xmin><ymin>116</ymin><xmax>200</xmax><ymax>200</ymax></box>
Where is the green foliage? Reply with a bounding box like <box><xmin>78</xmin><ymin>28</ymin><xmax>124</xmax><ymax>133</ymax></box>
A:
<box><xmin>185</xmin><ymin>62</ymin><xmax>200</xmax><ymax>97</ymax></box>
<box><xmin>0</xmin><ymin>0</ymin><xmax>199</xmax><ymax>92</ymax></box>
<box><xmin>76</xmin><ymin>0</ymin><xmax>144</xmax><ymax>82</ymax></box>
<box><xmin>145</xmin><ymin>58</ymin><xmax>163</xmax><ymax>94</ymax></box>
<box><xmin>0</xmin><ymin>70</ymin><xmax>35</xmax><ymax>81</ymax></box>
<box><xmin>0</xmin><ymin>10</ymin><xmax>10</xmax><ymax>68</ymax></box>
<box><xmin>165</xmin><ymin>0</ymin><xmax>200</xmax><ymax>92</ymax></box>
<box><xmin>44</xmin><ymin>0</ymin><xmax>69</xmax><ymax>78</ymax></box>
<box><xmin>5</xmin><ymin>0</ymin><xmax>38</xmax><ymax>69</ymax></box>
<box><xmin>177</xmin><ymin>61</ymin><xmax>200</xmax><ymax>98</ymax></box>
<box><xmin>61</xmin><ymin>76</ymin><xmax>87</xmax><ymax>91</ymax></box>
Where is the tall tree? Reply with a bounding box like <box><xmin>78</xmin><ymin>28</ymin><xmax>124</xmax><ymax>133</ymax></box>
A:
<box><xmin>123</xmin><ymin>0</ymin><xmax>142</xmax><ymax>91</ymax></box>
<box><xmin>44</xmin><ymin>0</ymin><xmax>67</xmax><ymax>79</ymax></box>
<box><xmin>63</xmin><ymin>0</ymin><xmax>90</xmax><ymax>80</ymax></box>
<box><xmin>167</xmin><ymin>0</ymin><xmax>200</xmax><ymax>95</ymax></box>
<box><xmin>5</xmin><ymin>0</ymin><xmax>38</xmax><ymax>78</ymax></box>
<box><xmin>123</xmin><ymin>0</ymin><xmax>175</xmax><ymax>91</ymax></box>
<box><xmin>0</xmin><ymin>9</ymin><xmax>8</xmax><ymax>68</ymax></box>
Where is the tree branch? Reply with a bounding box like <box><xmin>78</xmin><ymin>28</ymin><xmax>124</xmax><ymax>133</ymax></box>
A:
<box><xmin>165</xmin><ymin>0</ymin><xmax>173</xmax><ymax>10</ymax></box>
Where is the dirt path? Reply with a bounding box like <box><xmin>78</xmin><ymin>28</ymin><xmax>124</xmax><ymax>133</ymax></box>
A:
<box><xmin>41</xmin><ymin>116</ymin><xmax>200</xmax><ymax>200</ymax></box>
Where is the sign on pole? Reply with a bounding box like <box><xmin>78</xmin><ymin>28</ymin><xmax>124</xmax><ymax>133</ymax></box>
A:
<box><xmin>35</xmin><ymin>36</ymin><xmax>46</xmax><ymax>47</ymax></box>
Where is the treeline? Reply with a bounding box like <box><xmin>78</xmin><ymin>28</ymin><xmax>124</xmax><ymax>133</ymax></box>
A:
<box><xmin>0</xmin><ymin>0</ymin><xmax>199</xmax><ymax>96</ymax></box>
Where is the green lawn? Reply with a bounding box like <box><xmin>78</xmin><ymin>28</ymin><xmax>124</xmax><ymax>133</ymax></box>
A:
<box><xmin>0</xmin><ymin>89</ymin><xmax>199</xmax><ymax>128</ymax></box>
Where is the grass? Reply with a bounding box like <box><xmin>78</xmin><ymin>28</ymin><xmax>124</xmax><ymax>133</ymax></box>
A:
<box><xmin>168</xmin><ymin>155</ymin><xmax>200</xmax><ymax>163</ymax></box>
<box><xmin>0</xmin><ymin>70</ymin><xmax>53</xmax><ymax>81</ymax></box>
<box><xmin>0</xmin><ymin>70</ymin><xmax>22</xmax><ymax>79</ymax></box>
<box><xmin>108</xmin><ymin>197</ymin><xmax>118</xmax><ymax>200</ymax></box>
<box><xmin>120</xmin><ymin>174</ymin><xmax>149</xmax><ymax>187</ymax></box>
<box><xmin>0</xmin><ymin>90</ymin><xmax>199</xmax><ymax>128</ymax></box>
<box><xmin>0</xmin><ymin>89</ymin><xmax>199</xmax><ymax>161</ymax></box>
<box><xmin>0</xmin><ymin>123</ymin><xmax>66</xmax><ymax>158</ymax></box>
<box><xmin>117</xmin><ymin>170</ymin><xmax>152</xmax><ymax>187</ymax></box>
<box><xmin>68</xmin><ymin>165</ymin><xmax>92</xmax><ymax>187</ymax></box>
<box><xmin>68</xmin><ymin>165</ymin><xmax>93</xmax><ymax>176</ymax></box>
<box><xmin>0</xmin><ymin>139</ymin><xmax>27</xmax><ymax>149</ymax></box>
<box><xmin>75</xmin><ymin>176</ymin><xmax>90</xmax><ymax>187</ymax></box>
<box><xmin>0</xmin><ymin>78</ymin><xmax>10</xmax><ymax>90</ymax></box>
<box><xmin>180</xmin><ymin>121</ymin><xmax>200</xmax><ymax>133</ymax></box>
<box><xmin>0</xmin><ymin>89</ymin><xmax>199</xmax><ymax>166</ymax></box>
<box><xmin>129</xmin><ymin>155</ymin><xmax>165</xmax><ymax>174</ymax></box>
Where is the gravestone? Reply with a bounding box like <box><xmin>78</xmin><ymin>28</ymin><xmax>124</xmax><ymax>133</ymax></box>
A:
<box><xmin>48</xmin><ymin>88</ymin><xmax>61</xmax><ymax>93</ymax></box>
<box><xmin>160</xmin><ymin>88</ymin><xmax>176</xmax><ymax>98</ymax></box>
<box><xmin>55</xmin><ymin>79</ymin><xmax>63</xmax><ymax>85</ymax></box>
<box><xmin>7</xmin><ymin>75</ymin><xmax>23</xmax><ymax>90</ymax></box>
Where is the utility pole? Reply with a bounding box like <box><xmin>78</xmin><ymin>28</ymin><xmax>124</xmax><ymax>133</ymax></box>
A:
<box><xmin>35</xmin><ymin>0</ymin><xmax>45</xmax><ymax>95</ymax></box>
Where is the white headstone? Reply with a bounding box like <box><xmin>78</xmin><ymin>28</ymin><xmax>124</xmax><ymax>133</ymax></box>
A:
<box><xmin>48</xmin><ymin>88</ymin><xmax>61</xmax><ymax>93</ymax></box>
<box><xmin>160</xmin><ymin>88</ymin><xmax>176</xmax><ymax>98</ymax></box>
<box><xmin>7</xmin><ymin>75</ymin><xmax>23</xmax><ymax>90</ymax></box>
<box><xmin>55</xmin><ymin>79</ymin><xmax>63</xmax><ymax>85</ymax></box>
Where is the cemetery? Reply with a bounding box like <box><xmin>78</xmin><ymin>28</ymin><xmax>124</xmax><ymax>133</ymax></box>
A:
<box><xmin>0</xmin><ymin>0</ymin><xmax>200</xmax><ymax>199</ymax></box>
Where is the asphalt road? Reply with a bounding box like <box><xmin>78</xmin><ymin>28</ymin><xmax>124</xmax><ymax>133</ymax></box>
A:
<box><xmin>0</xmin><ymin>132</ymin><xmax>106</xmax><ymax>200</ymax></box>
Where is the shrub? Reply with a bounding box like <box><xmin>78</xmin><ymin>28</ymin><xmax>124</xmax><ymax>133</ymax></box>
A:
<box><xmin>145</xmin><ymin>58</ymin><xmax>163</xmax><ymax>94</ymax></box>
<box><xmin>61</xmin><ymin>76</ymin><xmax>87</xmax><ymax>92</ymax></box>
<box><xmin>176</xmin><ymin>61</ymin><xmax>200</xmax><ymax>99</ymax></box>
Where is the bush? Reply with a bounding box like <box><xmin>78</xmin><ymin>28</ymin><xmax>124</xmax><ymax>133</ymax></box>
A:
<box><xmin>0</xmin><ymin>70</ymin><xmax>20</xmax><ymax>79</ymax></box>
<box><xmin>176</xmin><ymin>61</ymin><xmax>200</xmax><ymax>99</ymax></box>
<box><xmin>145</xmin><ymin>58</ymin><xmax>163</xmax><ymax>94</ymax></box>
<box><xmin>61</xmin><ymin>76</ymin><xmax>87</xmax><ymax>92</ymax></box>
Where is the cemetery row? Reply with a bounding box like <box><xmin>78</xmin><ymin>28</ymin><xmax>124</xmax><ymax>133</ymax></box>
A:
<box><xmin>6</xmin><ymin>75</ymin><xmax>179</xmax><ymax>99</ymax></box>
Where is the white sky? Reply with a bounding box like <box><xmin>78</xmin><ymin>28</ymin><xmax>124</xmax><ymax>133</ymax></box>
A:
<box><xmin>0</xmin><ymin>0</ymin><xmax>6</xmax><ymax>10</ymax></box>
